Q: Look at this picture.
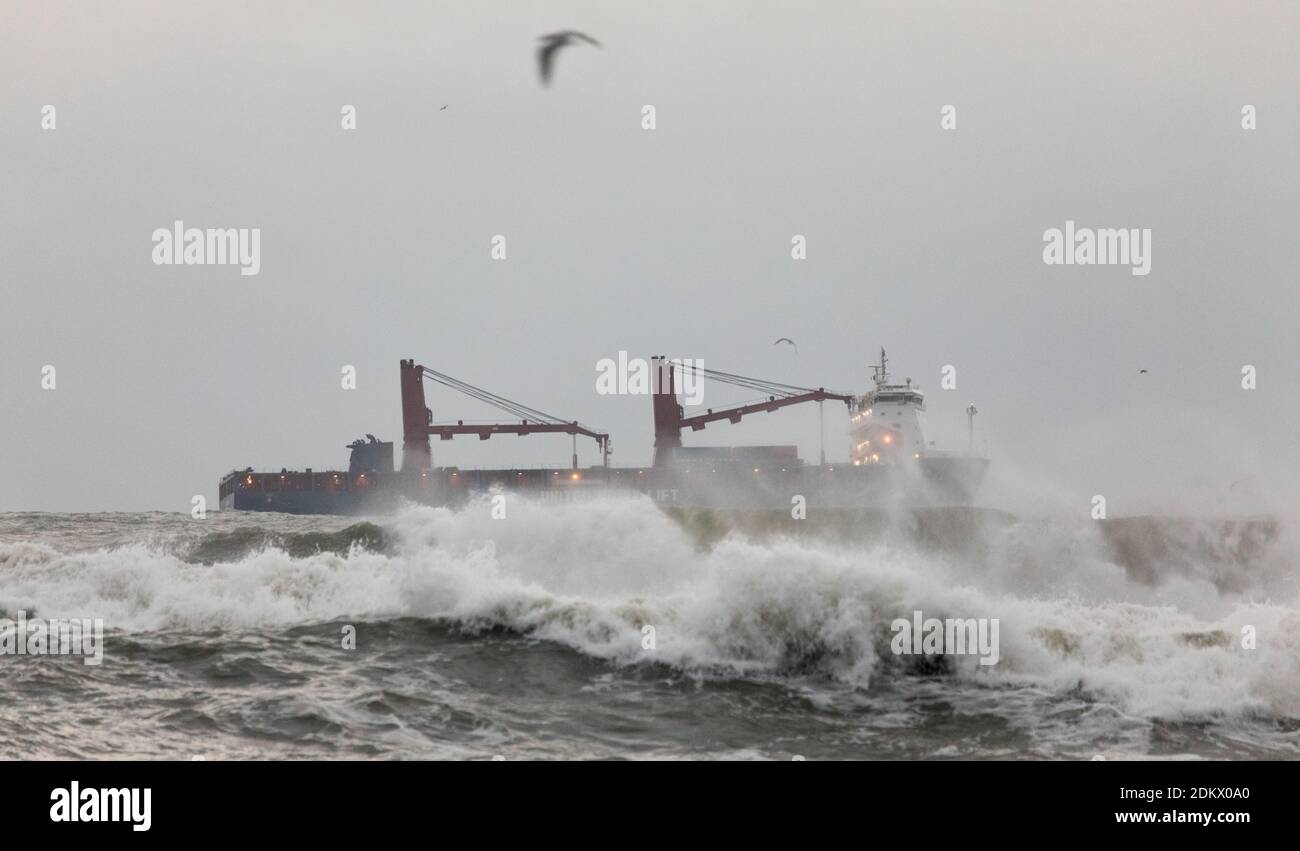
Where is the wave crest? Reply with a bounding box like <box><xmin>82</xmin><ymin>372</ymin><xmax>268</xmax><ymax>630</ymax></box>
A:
<box><xmin>1</xmin><ymin>496</ymin><xmax>1296</xmax><ymax>720</ymax></box>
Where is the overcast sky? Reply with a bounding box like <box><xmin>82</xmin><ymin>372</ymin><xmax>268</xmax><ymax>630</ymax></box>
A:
<box><xmin>2</xmin><ymin>1</ymin><xmax>1297</xmax><ymax>514</ymax></box>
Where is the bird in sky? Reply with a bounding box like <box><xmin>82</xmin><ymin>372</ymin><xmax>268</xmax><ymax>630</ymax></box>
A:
<box><xmin>1138</xmin><ymin>369</ymin><xmax>1148</xmax><ymax>374</ymax></box>
<box><xmin>440</xmin><ymin>105</ymin><xmax>448</xmax><ymax>111</ymax></box>
<box><xmin>774</xmin><ymin>337</ymin><xmax>798</xmax><ymax>354</ymax></box>
<box><xmin>537</xmin><ymin>30</ymin><xmax>601</xmax><ymax>86</ymax></box>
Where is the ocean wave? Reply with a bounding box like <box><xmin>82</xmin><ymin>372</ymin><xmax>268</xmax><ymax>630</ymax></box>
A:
<box><xmin>0</xmin><ymin>496</ymin><xmax>1296</xmax><ymax>721</ymax></box>
<box><xmin>181</xmin><ymin>522</ymin><xmax>391</xmax><ymax>564</ymax></box>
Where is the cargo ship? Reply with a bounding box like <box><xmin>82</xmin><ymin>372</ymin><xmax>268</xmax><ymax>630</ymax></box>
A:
<box><xmin>219</xmin><ymin>351</ymin><xmax>989</xmax><ymax>514</ymax></box>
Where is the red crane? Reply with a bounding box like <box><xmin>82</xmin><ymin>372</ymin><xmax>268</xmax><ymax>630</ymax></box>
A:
<box><xmin>399</xmin><ymin>357</ymin><xmax>852</xmax><ymax>473</ymax></box>
<box><xmin>399</xmin><ymin>359</ymin><xmax>609</xmax><ymax>472</ymax></box>
<box><xmin>650</xmin><ymin>356</ymin><xmax>853</xmax><ymax>466</ymax></box>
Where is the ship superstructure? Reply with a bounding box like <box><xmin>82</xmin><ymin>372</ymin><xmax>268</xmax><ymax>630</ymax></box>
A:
<box><xmin>850</xmin><ymin>349</ymin><xmax>930</xmax><ymax>466</ymax></box>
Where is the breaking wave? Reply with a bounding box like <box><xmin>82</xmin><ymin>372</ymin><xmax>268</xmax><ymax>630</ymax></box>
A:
<box><xmin>1</xmin><ymin>496</ymin><xmax>1297</xmax><ymax>722</ymax></box>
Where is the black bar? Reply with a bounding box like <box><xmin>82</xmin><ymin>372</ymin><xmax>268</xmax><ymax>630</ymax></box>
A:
<box><xmin>9</xmin><ymin>759</ymin><xmax>1287</xmax><ymax>838</ymax></box>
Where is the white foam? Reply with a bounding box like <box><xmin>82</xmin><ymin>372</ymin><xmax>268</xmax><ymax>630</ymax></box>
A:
<box><xmin>1</xmin><ymin>495</ymin><xmax>1296</xmax><ymax>721</ymax></box>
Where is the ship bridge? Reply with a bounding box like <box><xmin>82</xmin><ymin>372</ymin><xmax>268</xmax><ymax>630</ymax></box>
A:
<box><xmin>850</xmin><ymin>349</ymin><xmax>929</xmax><ymax>465</ymax></box>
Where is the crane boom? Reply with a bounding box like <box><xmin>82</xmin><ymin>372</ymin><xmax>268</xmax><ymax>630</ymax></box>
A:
<box><xmin>650</xmin><ymin>356</ymin><xmax>853</xmax><ymax>465</ymax></box>
<box><xmin>399</xmin><ymin>359</ymin><xmax>609</xmax><ymax>471</ymax></box>
<box><xmin>678</xmin><ymin>389</ymin><xmax>852</xmax><ymax>431</ymax></box>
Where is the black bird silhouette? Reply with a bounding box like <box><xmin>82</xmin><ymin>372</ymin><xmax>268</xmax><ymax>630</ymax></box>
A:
<box><xmin>1138</xmin><ymin>369</ymin><xmax>1148</xmax><ymax>374</ymax></box>
<box><xmin>440</xmin><ymin>105</ymin><xmax>448</xmax><ymax>111</ymax></box>
<box><xmin>537</xmin><ymin>30</ymin><xmax>601</xmax><ymax>86</ymax></box>
<box><xmin>774</xmin><ymin>337</ymin><xmax>798</xmax><ymax>354</ymax></box>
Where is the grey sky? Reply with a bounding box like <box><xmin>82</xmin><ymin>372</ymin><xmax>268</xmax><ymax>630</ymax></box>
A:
<box><xmin>2</xmin><ymin>1</ymin><xmax>1297</xmax><ymax>514</ymax></box>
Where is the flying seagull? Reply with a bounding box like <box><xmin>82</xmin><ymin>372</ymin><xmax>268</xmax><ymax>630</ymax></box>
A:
<box><xmin>537</xmin><ymin>30</ymin><xmax>601</xmax><ymax>86</ymax></box>
<box><xmin>774</xmin><ymin>337</ymin><xmax>798</xmax><ymax>354</ymax></box>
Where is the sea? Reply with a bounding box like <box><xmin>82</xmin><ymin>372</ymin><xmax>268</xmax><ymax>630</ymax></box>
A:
<box><xmin>1</xmin><ymin>497</ymin><xmax>1296</xmax><ymax>760</ymax></box>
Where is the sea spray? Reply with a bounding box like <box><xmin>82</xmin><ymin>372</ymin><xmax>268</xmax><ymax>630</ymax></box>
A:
<box><xmin>0</xmin><ymin>497</ymin><xmax>1296</xmax><ymax>721</ymax></box>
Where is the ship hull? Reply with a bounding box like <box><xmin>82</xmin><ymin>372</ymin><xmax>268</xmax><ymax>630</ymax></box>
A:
<box><xmin>219</xmin><ymin>457</ymin><xmax>990</xmax><ymax>516</ymax></box>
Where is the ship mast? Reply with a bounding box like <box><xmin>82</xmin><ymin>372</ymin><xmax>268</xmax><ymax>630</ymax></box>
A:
<box><xmin>872</xmin><ymin>348</ymin><xmax>889</xmax><ymax>388</ymax></box>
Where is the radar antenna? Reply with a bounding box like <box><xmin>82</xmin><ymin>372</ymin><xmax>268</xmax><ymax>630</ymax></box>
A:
<box><xmin>871</xmin><ymin>348</ymin><xmax>890</xmax><ymax>387</ymax></box>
